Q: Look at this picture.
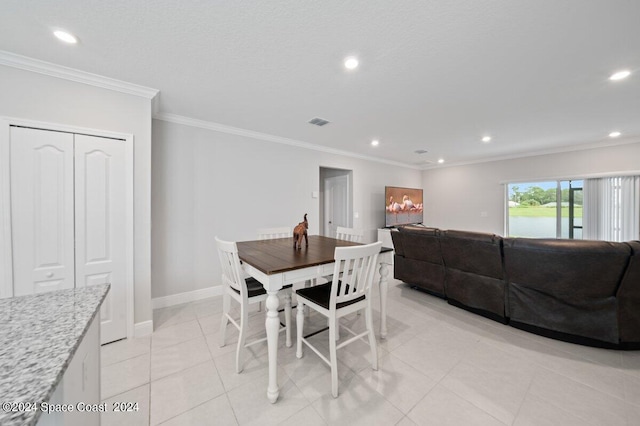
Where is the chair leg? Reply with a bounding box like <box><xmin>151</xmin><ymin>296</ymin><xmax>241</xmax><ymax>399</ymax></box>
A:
<box><xmin>329</xmin><ymin>316</ymin><xmax>339</xmax><ymax>398</ymax></box>
<box><xmin>329</xmin><ymin>317</ymin><xmax>340</xmax><ymax>340</ymax></box>
<box><xmin>365</xmin><ymin>305</ymin><xmax>378</xmax><ymax>371</ymax></box>
<box><xmin>296</xmin><ymin>302</ymin><xmax>305</xmax><ymax>359</ymax></box>
<box><xmin>304</xmin><ymin>280</ymin><xmax>313</xmax><ymax>317</ymax></box>
<box><xmin>236</xmin><ymin>299</ymin><xmax>249</xmax><ymax>373</ymax></box>
<box><xmin>284</xmin><ymin>291</ymin><xmax>292</xmax><ymax>348</ymax></box>
<box><xmin>219</xmin><ymin>293</ymin><xmax>230</xmax><ymax>348</ymax></box>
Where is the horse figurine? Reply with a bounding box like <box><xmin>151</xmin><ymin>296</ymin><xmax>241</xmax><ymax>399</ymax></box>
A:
<box><xmin>293</xmin><ymin>213</ymin><xmax>309</xmax><ymax>250</ymax></box>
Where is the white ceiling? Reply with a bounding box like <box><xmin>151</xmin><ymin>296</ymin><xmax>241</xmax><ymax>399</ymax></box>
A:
<box><xmin>1</xmin><ymin>0</ymin><xmax>639</xmax><ymax>168</ymax></box>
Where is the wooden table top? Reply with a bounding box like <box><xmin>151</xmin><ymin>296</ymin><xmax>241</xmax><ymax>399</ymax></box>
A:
<box><xmin>236</xmin><ymin>235</ymin><xmax>362</xmax><ymax>275</ymax></box>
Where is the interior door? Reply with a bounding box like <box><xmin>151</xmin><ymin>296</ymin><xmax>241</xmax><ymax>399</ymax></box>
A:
<box><xmin>75</xmin><ymin>134</ymin><xmax>127</xmax><ymax>344</ymax></box>
<box><xmin>10</xmin><ymin>127</ymin><xmax>75</xmax><ymax>296</ymax></box>
<box><xmin>10</xmin><ymin>127</ymin><xmax>128</xmax><ymax>343</ymax></box>
<box><xmin>324</xmin><ymin>174</ymin><xmax>349</xmax><ymax>238</ymax></box>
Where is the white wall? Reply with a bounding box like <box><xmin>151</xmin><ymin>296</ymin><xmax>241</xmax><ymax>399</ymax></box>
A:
<box><xmin>151</xmin><ymin>119</ymin><xmax>421</xmax><ymax>298</ymax></box>
<box><xmin>422</xmin><ymin>142</ymin><xmax>640</xmax><ymax>235</ymax></box>
<box><xmin>0</xmin><ymin>65</ymin><xmax>153</xmax><ymax>325</ymax></box>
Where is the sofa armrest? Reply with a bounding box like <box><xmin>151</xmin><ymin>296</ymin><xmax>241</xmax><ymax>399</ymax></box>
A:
<box><xmin>391</xmin><ymin>230</ymin><xmax>405</xmax><ymax>256</ymax></box>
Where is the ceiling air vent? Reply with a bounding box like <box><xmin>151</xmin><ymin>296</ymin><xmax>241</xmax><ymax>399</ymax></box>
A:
<box><xmin>414</xmin><ymin>149</ymin><xmax>428</xmax><ymax>154</ymax></box>
<box><xmin>308</xmin><ymin>117</ymin><xmax>330</xmax><ymax>126</ymax></box>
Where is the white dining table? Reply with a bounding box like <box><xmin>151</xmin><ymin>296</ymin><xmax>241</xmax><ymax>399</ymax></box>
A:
<box><xmin>236</xmin><ymin>236</ymin><xmax>393</xmax><ymax>403</ymax></box>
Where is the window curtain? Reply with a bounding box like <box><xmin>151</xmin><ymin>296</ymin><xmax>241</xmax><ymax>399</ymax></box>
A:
<box><xmin>583</xmin><ymin>176</ymin><xmax>640</xmax><ymax>241</ymax></box>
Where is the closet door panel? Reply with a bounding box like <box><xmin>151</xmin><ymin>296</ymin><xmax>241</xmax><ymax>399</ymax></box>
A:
<box><xmin>74</xmin><ymin>134</ymin><xmax>127</xmax><ymax>343</ymax></box>
<box><xmin>10</xmin><ymin>127</ymin><xmax>75</xmax><ymax>296</ymax></box>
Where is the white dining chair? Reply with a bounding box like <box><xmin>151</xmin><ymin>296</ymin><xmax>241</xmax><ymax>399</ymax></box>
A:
<box><xmin>255</xmin><ymin>227</ymin><xmax>292</xmax><ymax>311</ymax></box>
<box><xmin>295</xmin><ymin>241</ymin><xmax>382</xmax><ymax>397</ymax></box>
<box><xmin>336</xmin><ymin>226</ymin><xmax>364</xmax><ymax>243</ymax></box>
<box><xmin>322</xmin><ymin>226</ymin><xmax>365</xmax><ymax>288</ymax></box>
<box><xmin>257</xmin><ymin>227</ymin><xmax>291</xmax><ymax>240</ymax></box>
<box><xmin>216</xmin><ymin>237</ymin><xmax>292</xmax><ymax>373</ymax></box>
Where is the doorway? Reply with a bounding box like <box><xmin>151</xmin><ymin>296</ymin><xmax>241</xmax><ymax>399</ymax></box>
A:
<box><xmin>319</xmin><ymin>167</ymin><xmax>353</xmax><ymax>237</ymax></box>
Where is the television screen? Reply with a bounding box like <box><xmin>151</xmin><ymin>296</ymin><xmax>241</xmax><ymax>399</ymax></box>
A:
<box><xmin>385</xmin><ymin>186</ymin><xmax>423</xmax><ymax>227</ymax></box>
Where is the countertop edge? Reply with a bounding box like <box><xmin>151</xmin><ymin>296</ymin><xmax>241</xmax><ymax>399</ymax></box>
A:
<box><xmin>0</xmin><ymin>284</ymin><xmax>110</xmax><ymax>426</ymax></box>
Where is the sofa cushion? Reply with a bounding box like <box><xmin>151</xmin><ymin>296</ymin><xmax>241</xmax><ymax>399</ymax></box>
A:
<box><xmin>445</xmin><ymin>269</ymin><xmax>507</xmax><ymax>320</ymax></box>
<box><xmin>398</xmin><ymin>226</ymin><xmax>442</xmax><ymax>264</ymax></box>
<box><xmin>440</xmin><ymin>230</ymin><xmax>506</xmax><ymax>319</ymax></box>
<box><xmin>440</xmin><ymin>230</ymin><xmax>503</xmax><ymax>279</ymax></box>
<box><xmin>394</xmin><ymin>255</ymin><xmax>445</xmax><ymax>297</ymax></box>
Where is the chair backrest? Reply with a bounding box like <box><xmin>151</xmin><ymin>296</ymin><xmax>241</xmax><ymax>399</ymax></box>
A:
<box><xmin>330</xmin><ymin>241</ymin><xmax>382</xmax><ymax>309</ymax></box>
<box><xmin>215</xmin><ymin>237</ymin><xmax>245</xmax><ymax>296</ymax></box>
<box><xmin>257</xmin><ymin>226</ymin><xmax>291</xmax><ymax>240</ymax></box>
<box><xmin>336</xmin><ymin>226</ymin><xmax>364</xmax><ymax>243</ymax></box>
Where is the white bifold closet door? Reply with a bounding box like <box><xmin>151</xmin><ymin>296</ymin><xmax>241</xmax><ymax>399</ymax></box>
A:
<box><xmin>10</xmin><ymin>126</ymin><xmax>127</xmax><ymax>343</ymax></box>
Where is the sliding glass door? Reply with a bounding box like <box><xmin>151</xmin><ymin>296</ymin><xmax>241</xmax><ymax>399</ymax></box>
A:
<box><xmin>568</xmin><ymin>183</ymin><xmax>583</xmax><ymax>239</ymax></box>
<box><xmin>507</xmin><ymin>180</ymin><xmax>583</xmax><ymax>238</ymax></box>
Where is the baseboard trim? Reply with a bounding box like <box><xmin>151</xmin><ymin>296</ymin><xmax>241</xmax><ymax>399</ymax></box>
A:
<box><xmin>152</xmin><ymin>286</ymin><xmax>224</xmax><ymax>310</ymax></box>
<box><xmin>134</xmin><ymin>320</ymin><xmax>153</xmax><ymax>337</ymax></box>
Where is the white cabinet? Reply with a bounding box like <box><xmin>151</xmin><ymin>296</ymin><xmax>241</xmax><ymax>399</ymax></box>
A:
<box><xmin>377</xmin><ymin>228</ymin><xmax>396</xmax><ymax>249</ymax></box>
<box><xmin>8</xmin><ymin>126</ymin><xmax>127</xmax><ymax>344</ymax></box>
<box><xmin>37</xmin><ymin>313</ymin><xmax>101</xmax><ymax>426</ymax></box>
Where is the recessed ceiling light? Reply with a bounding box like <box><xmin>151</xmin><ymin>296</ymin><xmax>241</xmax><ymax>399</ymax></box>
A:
<box><xmin>609</xmin><ymin>70</ymin><xmax>631</xmax><ymax>81</ymax></box>
<box><xmin>53</xmin><ymin>30</ymin><xmax>77</xmax><ymax>44</ymax></box>
<box><xmin>437</xmin><ymin>158</ymin><xmax>445</xmax><ymax>164</ymax></box>
<box><xmin>371</xmin><ymin>140</ymin><xmax>379</xmax><ymax>146</ymax></box>
<box><xmin>609</xmin><ymin>131</ymin><xmax>621</xmax><ymax>138</ymax></box>
<box><xmin>344</xmin><ymin>57</ymin><xmax>359</xmax><ymax>70</ymax></box>
<box><xmin>482</xmin><ymin>136</ymin><xmax>492</xmax><ymax>143</ymax></box>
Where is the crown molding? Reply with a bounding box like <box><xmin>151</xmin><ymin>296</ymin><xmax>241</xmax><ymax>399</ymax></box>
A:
<box><xmin>155</xmin><ymin>112</ymin><xmax>640</xmax><ymax>172</ymax></box>
<box><xmin>500</xmin><ymin>169</ymin><xmax>640</xmax><ymax>185</ymax></box>
<box><xmin>421</xmin><ymin>136</ymin><xmax>640</xmax><ymax>171</ymax></box>
<box><xmin>0</xmin><ymin>50</ymin><xmax>159</xmax><ymax>99</ymax></box>
<box><xmin>154</xmin><ymin>112</ymin><xmax>420</xmax><ymax>170</ymax></box>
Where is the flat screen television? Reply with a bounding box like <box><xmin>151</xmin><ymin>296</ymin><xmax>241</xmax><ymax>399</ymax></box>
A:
<box><xmin>385</xmin><ymin>186</ymin><xmax>423</xmax><ymax>227</ymax></box>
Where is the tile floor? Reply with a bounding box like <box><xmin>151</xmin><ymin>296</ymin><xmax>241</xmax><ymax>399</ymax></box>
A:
<box><xmin>100</xmin><ymin>279</ymin><xmax>640</xmax><ymax>425</ymax></box>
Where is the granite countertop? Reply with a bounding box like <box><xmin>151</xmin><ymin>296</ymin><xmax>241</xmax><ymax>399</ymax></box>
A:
<box><xmin>0</xmin><ymin>284</ymin><xmax>110</xmax><ymax>426</ymax></box>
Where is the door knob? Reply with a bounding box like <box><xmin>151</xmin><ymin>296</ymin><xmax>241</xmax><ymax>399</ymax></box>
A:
<box><xmin>45</xmin><ymin>272</ymin><xmax>54</xmax><ymax>278</ymax></box>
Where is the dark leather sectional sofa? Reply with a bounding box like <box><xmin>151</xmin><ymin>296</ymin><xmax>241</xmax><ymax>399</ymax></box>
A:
<box><xmin>391</xmin><ymin>225</ymin><xmax>640</xmax><ymax>349</ymax></box>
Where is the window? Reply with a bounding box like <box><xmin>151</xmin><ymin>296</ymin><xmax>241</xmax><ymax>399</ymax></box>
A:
<box><xmin>507</xmin><ymin>180</ymin><xmax>583</xmax><ymax>238</ymax></box>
